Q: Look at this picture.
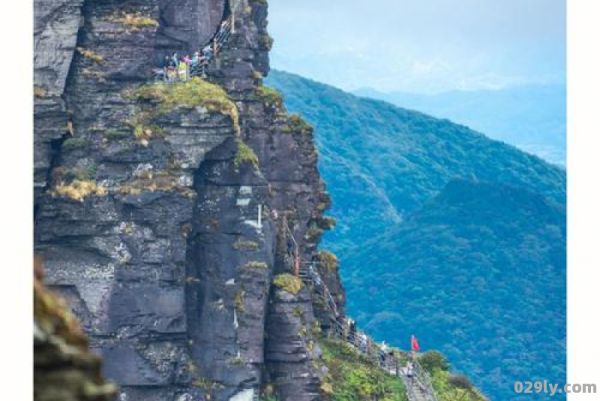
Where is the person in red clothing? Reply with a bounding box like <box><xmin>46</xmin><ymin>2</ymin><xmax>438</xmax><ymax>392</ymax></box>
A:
<box><xmin>410</xmin><ymin>334</ymin><xmax>420</xmax><ymax>359</ymax></box>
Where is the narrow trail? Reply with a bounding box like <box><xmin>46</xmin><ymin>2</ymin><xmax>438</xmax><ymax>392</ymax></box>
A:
<box><xmin>156</xmin><ymin>2</ymin><xmax>440</xmax><ymax>398</ymax></box>
<box><xmin>288</xmin><ymin>222</ymin><xmax>439</xmax><ymax>401</ymax></box>
<box><xmin>155</xmin><ymin>0</ymin><xmax>239</xmax><ymax>81</ymax></box>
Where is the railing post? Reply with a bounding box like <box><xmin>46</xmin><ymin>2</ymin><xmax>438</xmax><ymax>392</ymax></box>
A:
<box><xmin>257</xmin><ymin>204</ymin><xmax>262</xmax><ymax>228</ymax></box>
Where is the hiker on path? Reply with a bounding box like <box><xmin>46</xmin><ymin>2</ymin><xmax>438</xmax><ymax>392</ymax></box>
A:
<box><xmin>349</xmin><ymin>319</ymin><xmax>357</xmax><ymax>343</ymax></box>
<box><xmin>379</xmin><ymin>341</ymin><xmax>388</xmax><ymax>365</ymax></box>
<box><xmin>411</xmin><ymin>334</ymin><xmax>420</xmax><ymax>358</ymax></box>
<box><xmin>406</xmin><ymin>361</ymin><xmax>415</xmax><ymax>378</ymax></box>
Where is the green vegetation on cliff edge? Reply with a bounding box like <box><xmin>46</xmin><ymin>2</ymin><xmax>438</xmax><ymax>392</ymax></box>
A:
<box><xmin>266</xmin><ymin>70</ymin><xmax>566</xmax><ymax>401</ymax></box>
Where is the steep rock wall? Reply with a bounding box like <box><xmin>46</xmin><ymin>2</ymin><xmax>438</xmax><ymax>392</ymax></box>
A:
<box><xmin>34</xmin><ymin>1</ymin><xmax>339</xmax><ymax>401</ymax></box>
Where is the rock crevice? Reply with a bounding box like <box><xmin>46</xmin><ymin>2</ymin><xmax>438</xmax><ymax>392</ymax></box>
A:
<box><xmin>35</xmin><ymin>1</ymin><xmax>337</xmax><ymax>401</ymax></box>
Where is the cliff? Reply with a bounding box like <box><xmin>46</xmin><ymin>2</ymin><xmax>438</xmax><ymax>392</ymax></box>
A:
<box><xmin>34</xmin><ymin>1</ymin><xmax>339</xmax><ymax>401</ymax></box>
<box><xmin>33</xmin><ymin>2</ymin><xmax>490</xmax><ymax>401</ymax></box>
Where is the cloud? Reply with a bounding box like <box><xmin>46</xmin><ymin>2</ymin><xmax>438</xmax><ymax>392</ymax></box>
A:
<box><xmin>267</xmin><ymin>0</ymin><xmax>565</xmax><ymax>93</ymax></box>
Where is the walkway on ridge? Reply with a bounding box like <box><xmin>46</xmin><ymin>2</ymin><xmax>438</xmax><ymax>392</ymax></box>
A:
<box><xmin>155</xmin><ymin>0</ymin><xmax>240</xmax><ymax>81</ymax></box>
<box><xmin>287</xmin><ymin>223</ymin><xmax>439</xmax><ymax>401</ymax></box>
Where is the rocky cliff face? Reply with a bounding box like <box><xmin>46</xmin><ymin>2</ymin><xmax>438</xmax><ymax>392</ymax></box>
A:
<box><xmin>34</xmin><ymin>1</ymin><xmax>340</xmax><ymax>401</ymax></box>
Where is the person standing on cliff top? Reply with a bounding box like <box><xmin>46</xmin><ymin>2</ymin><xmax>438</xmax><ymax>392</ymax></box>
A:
<box><xmin>406</xmin><ymin>361</ymin><xmax>415</xmax><ymax>378</ymax></box>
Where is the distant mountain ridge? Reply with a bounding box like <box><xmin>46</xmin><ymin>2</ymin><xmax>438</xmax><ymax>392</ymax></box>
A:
<box><xmin>353</xmin><ymin>85</ymin><xmax>566</xmax><ymax>166</ymax></box>
<box><xmin>266</xmin><ymin>69</ymin><xmax>566</xmax><ymax>401</ymax></box>
<box><xmin>266</xmin><ymin>70</ymin><xmax>565</xmax><ymax>250</ymax></box>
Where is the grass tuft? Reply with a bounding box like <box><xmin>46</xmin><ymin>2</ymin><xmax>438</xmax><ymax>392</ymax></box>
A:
<box><xmin>117</xmin><ymin>170</ymin><xmax>194</xmax><ymax>197</ymax></box>
<box><xmin>34</xmin><ymin>86</ymin><xmax>48</xmax><ymax>98</ymax></box>
<box><xmin>109</xmin><ymin>12</ymin><xmax>159</xmax><ymax>29</ymax></box>
<box><xmin>234</xmin><ymin>140</ymin><xmax>259</xmax><ymax>170</ymax></box>
<box><xmin>318</xmin><ymin>250</ymin><xmax>338</xmax><ymax>272</ymax></box>
<box><xmin>62</xmin><ymin>137</ymin><xmax>88</xmax><ymax>150</ymax></box>
<box><xmin>130</xmin><ymin>78</ymin><xmax>240</xmax><ymax>140</ymax></box>
<box><xmin>320</xmin><ymin>339</ymin><xmax>408</xmax><ymax>401</ymax></box>
<box><xmin>52</xmin><ymin>180</ymin><xmax>108</xmax><ymax>202</ymax></box>
<box><xmin>259</xmin><ymin>33</ymin><xmax>274</xmax><ymax>50</ymax></box>
<box><xmin>273</xmin><ymin>273</ymin><xmax>303</xmax><ymax>295</ymax></box>
<box><xmin>104</xmin><ymin>130</ymin><xmax>129</xmax><ymax>141</ymax></box>
<box><xmin>256</xmin><ymin>85</ymin><xmax>283</xmax><ymax>108</ymax></box>
<box><xmin>233</xmin><ymin>239</ymin><xmax>260</xmax><ymax>251</ymax></box>
<box><xmin>234</xmin><ymin>290</ymin><xmax>245</xmax><ymax>312</ymax></box>
<box><xmin>81</xmin><ymin>68</ymin><xmax>106</xmax><ymax>82</ymax></box>
<box><xmin>245</xmin><ymin>261</ymin><xmax>268</xmax><ymax>269</ymax></box>
<box><xmin>282</xmin><ymin>114</ymin><xmax>312</xmax><ymax>134</ymax></box>
<box><xmin>77</xmin><ymin>47</ymin><xmax>104</xmax><ymax>64</ymax></box>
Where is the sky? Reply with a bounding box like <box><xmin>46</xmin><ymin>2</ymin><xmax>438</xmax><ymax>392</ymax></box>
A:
<box><xmin>267</xmin><ymin>0</ymin><xmax>566</xmax><ymax>94</ymax></box>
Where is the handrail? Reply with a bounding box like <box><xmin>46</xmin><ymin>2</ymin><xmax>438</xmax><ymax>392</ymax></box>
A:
<box><xmin>284</xmin><ymin>220</ymin><xmax>299</xmax><ymax>248</ymax></box>
<box><xmin>301</xmin><ymin>263</ymin><xmax>339</xmax><ymax>317</ymax></box>
<box><xmin>298</xmin><ymin>258</ymin><xmax>438</xmax><ymax>401</ymax></box>
<box><xmin>156</xmin><ymin>12</ymin><xmax>234</xmax><ymax>82</ymax></box>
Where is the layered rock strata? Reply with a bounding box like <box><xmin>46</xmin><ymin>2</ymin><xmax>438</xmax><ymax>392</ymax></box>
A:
<box><xmin>34</xmin><ymin>1</ymin><xmax>341</xmax><ymax>401</ymax></box>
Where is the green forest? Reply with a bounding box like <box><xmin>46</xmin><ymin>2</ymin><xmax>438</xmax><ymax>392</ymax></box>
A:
<box><xmin>267</xmin><ymin>70</ymin><xmax>566</xmax><ymax>401</ymax></box>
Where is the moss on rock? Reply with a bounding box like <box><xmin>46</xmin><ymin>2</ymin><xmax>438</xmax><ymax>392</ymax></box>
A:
<box><xmin>129</xmin><ymin>78</ymin><xmax>240</xmax><ymax>141</ymax></box>
<box><xmin>117</xmin><ymin>170</ymin><xmax>194</xmax><ymax>197</ymax></box>
<box><xmin>233</xmin><ymin>239</ymin><xmax>260</xmax><ymax>251</ymax></box>
<box><xmin>282</xmin><ymin>114</ymin><xmax>312</xmax><ymax>134</ymax></box>
<box><xmin>320</xmin><ymin>339</ymin><xmax>407</xmax><ymax>401</ymax></box>
<box><xmin>62</xmin><ymin>137</ymin><xmax>88</xmax><ymax>150</ymax></box>
<box><xmin>108</xmin><ymin>11</ymin><xmax>159</xmax><ymax>29</ymax></box>
<box><xmin>245</xmin><ymin>261</ymin><xmax>268</xmax><ymax>269</ymax></box>
<box><xmin>76</xmin><ymin>47</ymin><xmax>104</xmax><ymax>64</ymax></box>
<box><xmin>318</xmin><ymin>251</ymin><xmax>338</xmax><ymax>272</ymax></box>
<box><xmin>34</xmin><ymin>86</ymin><xmax>48</xmax><ymax>98</ymax></box>
<box><xmin>256</xmin><ymin>85</ymin><xmax>283</xmax><ymax>108</ymax></box>
<box><xmin>51</xmin><ymin>180</ymin><xmax>108</xmax><ymax>202</ymax></box>
<box><xmin>234</xmin><ymin>140</ymin><xmax>259</xmax><ymax>170</ymax></box>
<box><xmin>273</xmin><ymin>273</ymin><xmax>304</xmax><ymax>295</ymax></box>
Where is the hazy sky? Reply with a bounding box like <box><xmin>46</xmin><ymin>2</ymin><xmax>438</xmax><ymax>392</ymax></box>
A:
<box><xmin>267</xmin><ymin>0</ymin><xmax>565</xmax><ymax>94</ymax></box>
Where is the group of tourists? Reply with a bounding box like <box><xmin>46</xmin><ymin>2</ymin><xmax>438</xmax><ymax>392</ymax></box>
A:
<box><xmin>160</xmin><ymin>50</ymin><xmax>211</xmax><ymax>81</ymax></box>
<box><xmin>156</xmin><ymin>19</ymin><xmax>232</xmax><ymax>82</ymax></box>
<box><xmin>339</xmin><ymin>317</ymin><xmax>422</xmax><ymax>377</ymax></box>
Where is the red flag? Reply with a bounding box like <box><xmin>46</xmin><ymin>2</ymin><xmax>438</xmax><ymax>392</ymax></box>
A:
<box><xmin>411</xmin><ymin>335</ymin><xmax>421</xmax><ymax>352</ymax></box>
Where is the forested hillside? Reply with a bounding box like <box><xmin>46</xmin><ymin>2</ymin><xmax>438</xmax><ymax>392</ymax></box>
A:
<box><xmin>266</xmin><ymin>70</ymin><xmax>566</xmax><ymax>401</ymax></box>
<box><xmin>354</xmin><ymin>85</ymin><xmax>566</xmax><ymax>165</ymax></box>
